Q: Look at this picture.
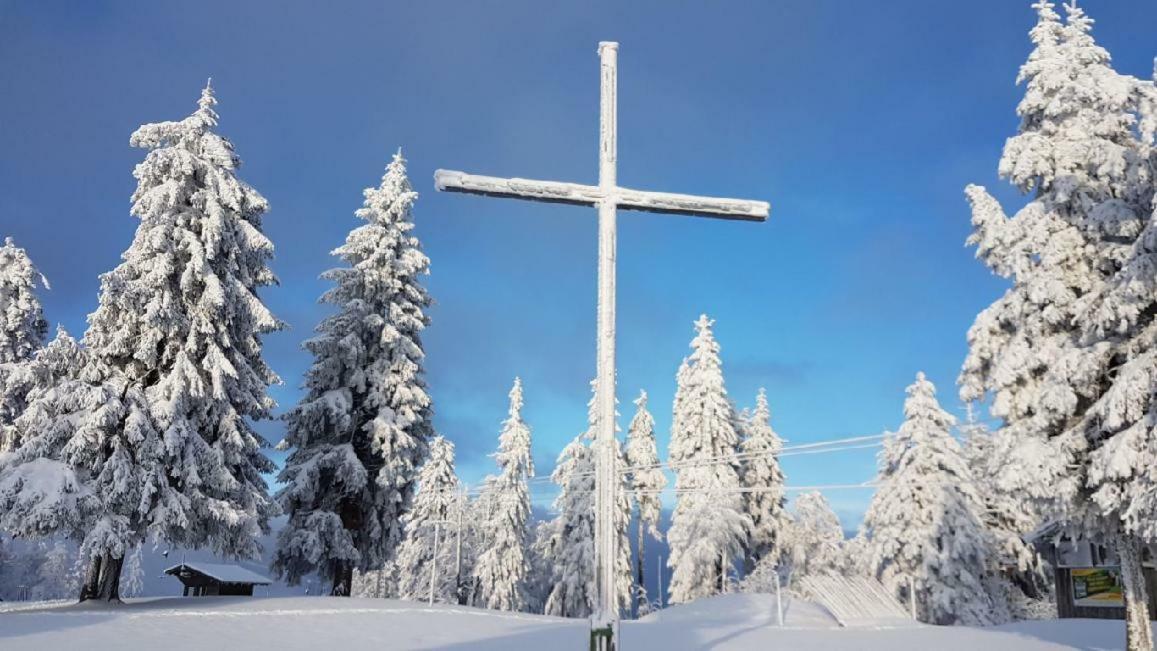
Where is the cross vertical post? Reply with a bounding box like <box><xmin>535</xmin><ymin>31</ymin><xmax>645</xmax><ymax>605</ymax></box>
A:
<box><xmin>594</xmin><ymin>40</ymin><xmax>619</xmax><ymax>632</ymax></box>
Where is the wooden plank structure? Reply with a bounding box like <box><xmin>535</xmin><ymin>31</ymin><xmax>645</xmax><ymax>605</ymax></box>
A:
<box><xmin>1031</xmin><ymin>524</ymin><xmax>1157</xmax><ymax>620</ymax></box>
<box><xmin>165</xmin><ymin>562</ymin><xmax>272</xmax><ymax>597</ymax></box>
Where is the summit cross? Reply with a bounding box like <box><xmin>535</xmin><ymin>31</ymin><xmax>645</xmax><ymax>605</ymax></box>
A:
<box><xmin>434</xmin><ymin>41</ymin><xmax>768</xmax><ymax>635</ymax></box>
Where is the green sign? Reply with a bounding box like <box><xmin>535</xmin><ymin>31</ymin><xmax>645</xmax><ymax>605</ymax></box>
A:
<box><xmin>1071</xmin><ymin>568</ymin><xmax>1124</xmax><ymax>608</ymax></box>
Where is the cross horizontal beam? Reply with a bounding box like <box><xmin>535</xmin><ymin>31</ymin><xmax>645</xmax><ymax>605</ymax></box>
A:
<box><xmin>434</xmin><ymin>169</ymin><xmax>769</xmax><ymax>221</ymax></box>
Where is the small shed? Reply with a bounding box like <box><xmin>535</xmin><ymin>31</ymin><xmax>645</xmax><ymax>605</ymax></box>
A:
<box><xmin>165</xmin><ymin>562</ymin><xmax>273</xmax><ymax>597</ymax></box>
<box><xmin>1028</xmin><ymin>523</ymin><xmax>1157</xmax><ymax>620</ymax></box>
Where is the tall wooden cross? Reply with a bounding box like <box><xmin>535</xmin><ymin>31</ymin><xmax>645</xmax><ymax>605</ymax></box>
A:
<box><xmin>435</xmin><ymin>41</ymin><xmax>768</xmax><ymax>632</ymax></box>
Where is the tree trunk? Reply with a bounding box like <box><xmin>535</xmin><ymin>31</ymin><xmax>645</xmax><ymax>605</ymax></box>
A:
<box><xmin>331</xmin><ymin>559</ymin><xmax>353</xmax><ymax>596</ymax></box>
<box><xmin>77</xmin><ymin>554</ymin><xmax>103</xmax><ymax>602</ymax></box>
<box><xmin>1116</xmin><ymin>533</ymin><xmax>1153</xmax><ymax>651</ymax></box>
<box><xmin>716</xmin><ymin>556</ymin><xmax>725</xmax><ymax>593</ymax></box>
<box><xmin>96</xmin><ymin>553</ymin><xmax>124</xmax><ymax>602</ymax></box>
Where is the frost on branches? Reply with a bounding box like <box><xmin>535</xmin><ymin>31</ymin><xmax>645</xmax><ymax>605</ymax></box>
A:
<box><xmin>396</xmin><ymin>436</ymin><xmax>460</xmax><ymax>603</ymax></box>
<box><xmin>739</xmin><ymin>388</ymin><xmax>787</xmax><ymax>576</ymax></box>
<box><xmin>624</xmin><ymin>390</ymin><xmax>665</xmax><ymax>614</ymax></box>
<box><xmin>0</xmin><ymin>237</ymin><xmax>49</xmax><ymax>452</ymax></box>
<box><xmin>863</xmin><ymin>373</ymin><xmax>995</xmax><ymax>625</ymax></box>
<box><xmin>960</xmin><ymin>3</ymin><xmax>1157</xmax><ymax>646</ymax></box>
<box><xmin>72</xmin><ymin>83</ymin><xmax>283</xmax><ymax>593</ymax></box>
<box><xmin>0</xmin><ymin>329</ymin><xmax>170</xmax><ymax>601</ymax></box>
<box><xmin>785</xmin><ymin>491</ymin><xmax>845</xmax><ymax>585</ymax></box>
<box><xmin>274</xmin><ymin>150</ymin><xmax>433</xmax><ymax>596</ymax></box>
<box><xmin>540</xmin><ymin>435</ymin><xmax>596</xmax><ymax>617</ymax></box>
<box><xmin>961</xmin><ymin>412</ymin><xmax>1046</xmax><ymax>600</ymax></box>
<box><xmin>473</xmin><ymin>378</ymin><xmax>534</xmax><ymax>611</ymax></box>
<box><xmin>667</xmin><ymin>315</ymin><xmax>750</xmax><ymax>604</ymax></box>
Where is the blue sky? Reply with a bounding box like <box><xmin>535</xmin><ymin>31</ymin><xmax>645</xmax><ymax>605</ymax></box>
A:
<box><xmin>2</xmin><ymin>0</ymin><xmax>1156</xmax><ymax>528</ymax></box>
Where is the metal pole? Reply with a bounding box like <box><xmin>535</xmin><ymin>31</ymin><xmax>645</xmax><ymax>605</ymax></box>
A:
<box><xmin>593</xmin><ymin>40</ymin><xmax>619</xmax><ymax>632</ymax></box>
<box><xmin>429</xmin><ymin>522</ymin><xmax>441</xmax><ymax>606</ymax></box>
<box><xmin>658</xmin><ymin>553</ymin><xmax>664</xmax><ymax>609</ymax></box>
<box><xmin>455</xmin><ymin>484</ymin><xmax>465</xmax><ymax>600</ymax></box>
<box><xmin>775</xmin><ymin>567</ymin><xmax>784</xmax><ymax>627</ymax></box>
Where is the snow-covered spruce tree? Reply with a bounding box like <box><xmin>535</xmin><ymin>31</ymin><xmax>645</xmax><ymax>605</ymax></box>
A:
<box><xmin>0</xmin><ymin>237</ymin><xmax>49</xmax><ymax>453</ymax></box>
<box><xmin>273</xmin><ymin>150</ymin><xmax>433</xmax><ymax>596</ymax></box>
<box><xmin>0</xmin><ymin>330</ymin><xmax>168</xmax><ymax>602</ymax></box>
<box><xmin>0</xmin><ymin>237</ymin><xmax>48</xmax><ymax>367</ymax></box>
<box><xmin>396</xmin><ymin>436</ymin><xmax>459</xmax><ymax>603</ymax></box>
<box><xmin>667</xmin><ymin>315</ymin><xmax>750</xmax><ymax>604</ymax></box>
<box><xmin>473</xmin><ymin>378</ymin><xmax>534</xmax><ymax>611</ymax></box>
<box><xmin>960</xmin><ymin>3</ymin><xmax>1157</xmax><ymax>645</ymax></box>
<box><xmin>624</xmin><ymin>390</ymin><xmax>665</xmax><ymax>614</ymax></box>
<box><xmin>960</xmin><ymin>410</ymin><xmax>1046</xmax><ymax>600</ymax></box>
<box><xmin>461</xmin><ymin>477</ymin><xmax>495</xmax><ymax>606</ymax></box>
<box><xmin>863</xmin><ymin>373</ymin><xmax>995</xmax><ymax>625</ymax></box>
<box><xmin>541</xmin><ymin>435</ymin><xmax>596</xmax><ymax>617</ymax></box>
<box><xmin>68</xmin><ymin>82</ymin><xmax>282</xmax><ymax>597</ymax></box>
<box><xmin>739</xmin><ymin>388</ymin><xmax>787</xmax><ymax>576</ymax></box>
<box><xmin>33</xmin><ymin>541</ymin><xmax>76</xmax><ymax>601</ymax></box>
<box><xmin>785</xmin><ymin>491</ymin><xmax>844</xmax><ymax>585</ymax></box>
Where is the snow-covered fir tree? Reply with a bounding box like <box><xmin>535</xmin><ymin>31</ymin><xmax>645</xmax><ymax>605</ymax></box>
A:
<box><xmin>624</xmin><ymin>390</ymin><xmax>665</xmax><ymax>614</ymax></box>
<box><xmin>396</xmin><ymin>436</ymin><xmax>460</xmax><ymax>603</ymax></box>
<box><xmin>0</xmin><ymin>330</ymin><xmax>168</xmax><ymax>602</ymax></box>
<box><xmin>863</xmin><ymin>373</ymin><xmax>995</xmax><ymax>625</ymax></box>
<box><xmin>46</xmin><ymin>82</ymin><xmax>283</xmax><ymax>597</ymax></box>
<box><xmin>274</xmin><ymin>150</ymin><xmax>433</xmax><ymax>596</ymax></box>
<box><xmin>33</xmin><ymin>541</ymin><xmax>76</xmax><ymax>601</ymax></box>
<box><xmin>0</xmin><ymin>237</ymin><xmax>49</xmax><ymax>453</ymax></box>
<box><xmin>473</xmin><ymin>378</ymin><xmax>534</xmax><ymax>611</ymax></box>
<box><xmin>0</xmin><ymin>237</ymin><xmax>48</xmax><ymax>367</ymax></box>
<box><xmin>460</xmin><ymin>477</ymin><xmax>495</xmax><ymax>606</ymax></box>
<box><xmin>540</xmin><ymin>435</ymin><xmax>595</xmax><ymax>617</ymax></box>
<box><xmin>960</xmin><ymin>3</ymin><xmax>1157</xmax><ymax>646</ymax></box>
<box><xmin>785</xmin><ymin>491</ymin><xmax>845</xmax><ymax>584</ymax></box>
<box><xmin>739</xmin><ymin>388</ymin><xmax>787</xmax><ymax>576</ymax></box>
<box><xmin>121</xmin><ymin>544</ymin><xmax>145</xmax><ymax>598</ymax></box>
<box><xmin>960</xmin><ymin>409</ymin><xmax>1046</xmax><ymax>600</ymax></box>
<box><xmin>667</xmin><ymin>315</ymin><xmax>751</xmax><ymax>604</ymax></box>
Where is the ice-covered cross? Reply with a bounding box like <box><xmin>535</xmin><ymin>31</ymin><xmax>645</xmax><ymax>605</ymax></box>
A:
<box><xmin>435</xmin><ymin>41</ymin><xmax>768</xmax><ymax>636</ymax></box>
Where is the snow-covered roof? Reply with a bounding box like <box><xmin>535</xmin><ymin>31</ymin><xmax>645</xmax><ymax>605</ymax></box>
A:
<box><xmin>164</xmin><ymin>562</ymin><xmax>272</xmax><ymax>585</ymax></box>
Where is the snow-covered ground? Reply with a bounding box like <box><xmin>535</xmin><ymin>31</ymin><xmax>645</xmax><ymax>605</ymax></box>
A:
<box><xmin>0</xmin><ymin>593</ymin><xmax>1143</xmax><ymax>650</ymax></box>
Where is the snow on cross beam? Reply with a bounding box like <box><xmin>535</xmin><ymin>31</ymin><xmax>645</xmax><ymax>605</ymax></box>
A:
<box><xmin>433</xmin><ymin>170</ymin><xmax>769</xmax><ymax>221</ymax></box>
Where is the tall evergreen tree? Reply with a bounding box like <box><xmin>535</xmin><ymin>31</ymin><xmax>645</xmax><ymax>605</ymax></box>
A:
<box><xmin>473</xmin><ymin>378</ymin><xmax>534</xmax><ymax>611</ymax></box>
<box><xmin>0</xmin><ymin>237</ymin><xmax>49</xmax><ymax>453</ymax></box>
<box><xmin>73</xmin><ymin>82</ymin><xmax>283</xmax><ymax>596</ymax></box>
<box><xmin>739</xmin><ymin>388</ymin><xmax>787</xmax><ymax>576</ymax></box>
<box><xmin>273</xmin><ymin>150</ymin><xmax>433</xmax><ymax>595</ymax></box>
<box><xmin>541</xmin><ymin>435</ymin><xmax>595</xmax><ymax>617</ymax></box>
<box><xmin>667</xmin><ymin>315</ymin><xmax>750</xmax><ymax>604</ymax></box>
<box><xmin>624</xmin><ymin>390</ymin><xmax>665</xmax><ymax>614</ymax></box>
<box><xmin>396</xmin><ymin>436</ymin><xmax>460</xmax><ymax>603</ymax></box>
<box><xmin>0</xmin><ymin>329</ymin><xmax>168</xmax><ymax>602</ymax></box>
<box><xmin>863</xmin><ymin>373</ymin><xmax>995</xmax><ymax>625</ymax></box>
<box><xmin>960</xmin><ymin>410</ymin><xmax>1046</xmax><ymax>599</ymax></box>
<box><xmin>960</xmin><ymin>3</ymin><xmax>1157</xmax><ymax>646</ymax></box>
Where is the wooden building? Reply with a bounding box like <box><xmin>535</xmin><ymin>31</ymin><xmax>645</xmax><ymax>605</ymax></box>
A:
<box><xmin>1029</xmin><ymin>523</ymin><xmax>1157</xmax><ymax>620</ymax></box>
<box><xmin>165</xmin><ymin>562</ymin><xmax>273</xmax><ymax>597</ymax></box>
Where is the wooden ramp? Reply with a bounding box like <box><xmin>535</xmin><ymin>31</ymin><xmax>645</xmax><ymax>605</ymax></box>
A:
<box><xmin>798</xmin><ymin>575</ymin><xmax>914</xmax><ymax>628</ymax></box>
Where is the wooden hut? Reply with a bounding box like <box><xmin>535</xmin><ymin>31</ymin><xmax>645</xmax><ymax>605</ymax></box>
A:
<box><xmin>1029</xmin><ymin>522</ymin><xmax>1157</xmax><ymax>620</ymax></box>
<box><xmin>165</xmin><ymin>562</ymin><xmax>273</xmax><ymax>597</ymax></box>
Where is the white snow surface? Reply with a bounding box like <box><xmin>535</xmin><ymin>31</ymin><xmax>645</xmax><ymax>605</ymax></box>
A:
<box><xmin>0</xmin><ymin>592</ymin><xmax>1145</xmax><ymax>650</ymax></box>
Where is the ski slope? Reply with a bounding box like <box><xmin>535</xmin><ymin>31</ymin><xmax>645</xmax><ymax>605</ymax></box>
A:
<box><xmin>0</xmin><ymin>593</ymin><xmax>1145</xmax><ymax>650</ymax></box>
